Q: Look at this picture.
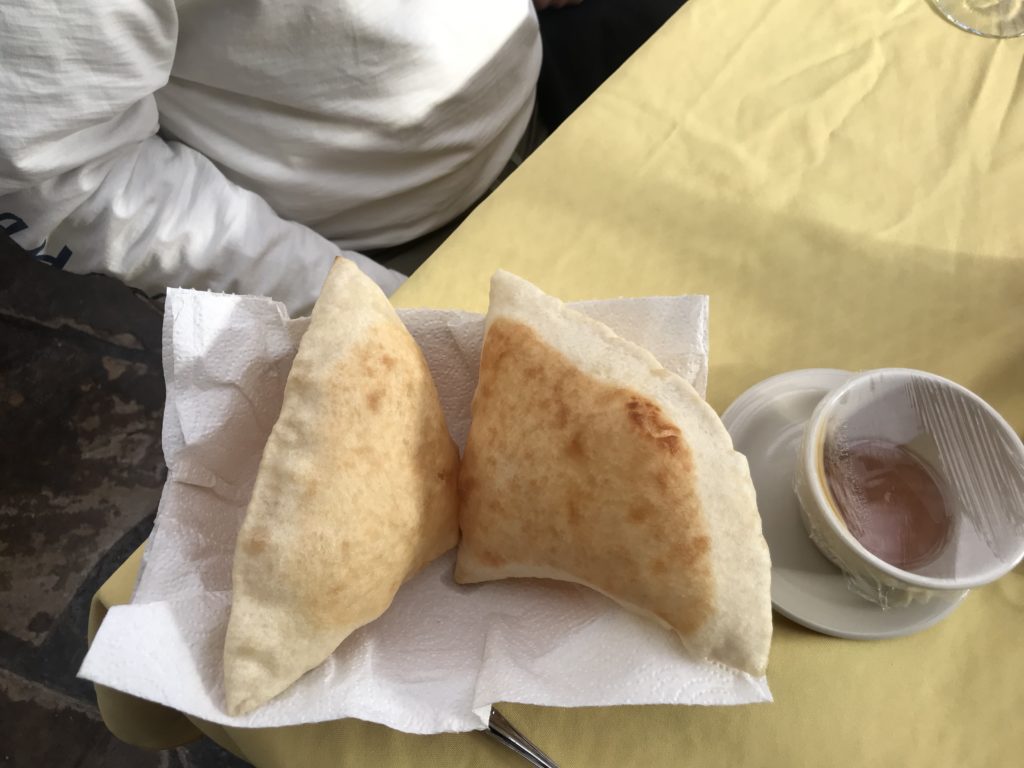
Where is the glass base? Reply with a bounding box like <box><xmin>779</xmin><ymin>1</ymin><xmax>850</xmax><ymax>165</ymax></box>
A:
<box><xmin>929</xmin><ymin>0</ymin><xmax>1024</xmax><ymax>37</ymax></box>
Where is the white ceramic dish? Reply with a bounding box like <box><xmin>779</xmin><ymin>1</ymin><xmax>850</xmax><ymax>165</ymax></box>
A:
<box><xmin>797</xmin><ymin>368</ymin><xmax>1024</xmax><ymax>599</ymax></box>
<box><xmin>721</xmin><ymin>369</ymin><xmax>967</xmax><ymax>639</ymax></box>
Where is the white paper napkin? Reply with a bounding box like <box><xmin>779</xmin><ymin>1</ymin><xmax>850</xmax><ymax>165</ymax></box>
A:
<box><xmin>80</xmin><ymin>287</ymin><xmax>770</xmax><ymax>734</ymax></box>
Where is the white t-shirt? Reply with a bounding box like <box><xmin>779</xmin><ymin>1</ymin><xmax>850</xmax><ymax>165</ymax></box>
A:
<box><xmin>0</xmin><ymin>0</ymin><xmax>541</xmax><ymax>314</ymax></box>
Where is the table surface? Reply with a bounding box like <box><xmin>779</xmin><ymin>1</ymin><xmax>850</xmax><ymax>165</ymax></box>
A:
<box><xmin>91</xmin><ymin>0</ymin><xmax>1024</xmax><ymax>765</ymax></box>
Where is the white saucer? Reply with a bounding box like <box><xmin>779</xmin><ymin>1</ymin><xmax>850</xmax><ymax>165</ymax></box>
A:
<box><xmin>721</xmin><ymin>369</ymin><xmax>968</xmax><ymax>640</ymax></box>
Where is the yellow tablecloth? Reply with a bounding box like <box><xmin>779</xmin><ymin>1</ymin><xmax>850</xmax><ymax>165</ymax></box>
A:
<box><xmin>90</xmin><ymin>0</ymin><xmax>1024</xmax><ymax>765</ymax></box>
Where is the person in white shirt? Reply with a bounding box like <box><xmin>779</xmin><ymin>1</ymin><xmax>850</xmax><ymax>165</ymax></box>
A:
<box><xmin>0</xmin><ymin>0</ymin><xmax>682</xmax><ymax>316</ymax></box>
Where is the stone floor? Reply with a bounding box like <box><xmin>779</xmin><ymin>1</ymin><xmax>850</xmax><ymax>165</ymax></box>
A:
<box><xmin>0</xmin><ymin>237</ymin><xmax>249</xmax><ymax>767</ymax></box>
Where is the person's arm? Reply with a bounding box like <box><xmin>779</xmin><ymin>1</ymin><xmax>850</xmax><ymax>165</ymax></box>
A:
<box><xmin>0</xmin><ymin>0</ymin><xmax>402</xmax><ymax>316</ymax></box>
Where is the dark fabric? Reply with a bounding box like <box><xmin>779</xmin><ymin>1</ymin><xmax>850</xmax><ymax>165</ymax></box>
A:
<box><xmin>536</xmin><ymin>0</ymin><xmax>688</xmax><ymax>131</ymax></box>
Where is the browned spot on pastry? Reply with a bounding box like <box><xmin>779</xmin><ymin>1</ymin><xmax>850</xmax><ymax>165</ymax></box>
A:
<box><xmin>565</xmin><ymin>431</ymin><xmax>586</xmax><ymax>460</ymax></box>
<box><xmin>480</xmin><ymin>549</ymin><xmax>507</xmax><ymax>567</ymax></box>
<box><xmin>625</xmin><ymin>396</ymin><xmax>682</xmax><ymax>454</ymax></box>
<box><xmin>676</xmin><ymin>535</ymin><xmax>711</xmax><ymax>568</ymax></box>
<box><xmin>366</xmin><ymin>389</ymin><xmax>384</xmax><ymax>412</ymax></box>
<box><xmin>628</xmin><ymin>505</ymin><xmax>652</xmax><ymax>524</ymax></box>
<box><xmin>242</xmin><ymin>526</ymin><xmax>269</xmax><ymax>556</ymax></box>
<box><xmin>554</xmin><ymin>401</ymin><xmax>570</xmax><ymax>429</ymax></box>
